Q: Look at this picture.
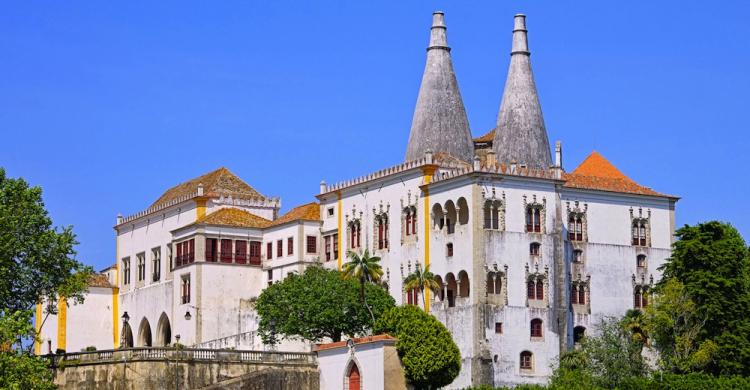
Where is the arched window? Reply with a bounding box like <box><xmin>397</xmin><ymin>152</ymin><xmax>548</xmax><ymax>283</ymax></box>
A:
<box><xmin>346</xmin><ymin>362</ymin><xmax>361</xmax><ymax>390</ymax></box>
<box><xmin>578</xmin><ymin>286</ymin><xmax>586</xmax><ymax>305</ymax></box>
<box><xmin>520</xmin><ymin>351</ymin><xmax>533</xmax><ymax>370</ymax></box>
<box><xmin>632</xmin><ymin>220</ymin><xmax>647</xmax><ymax>246</ymax></box>
<box><xmin>376</xmin><ymin>216</ymin><xmax>388</xmax><ymax>250</ymax></box>
<box><xmin>530</xmin><ymin>242</ymin><xmax>541</xmax><ymax>256</ymax></box>
<box><xmin>458</xmin><ymin>271</ymin><xmax>470</xmax><ymax>298</ymax></box>
<box><xmin>432</xmin><ymin>204</ymin><xmax>444</xmax><ymax>230</ymax></box>
<box><xmin>634</xmin><ymin>286</ymin><xmax>648</xmax><ymax>309</ymax></box>
<box><xmin>568</xmin><ymin>214</ymin><xmax>583</xmax><ymax>241</ymax></box>
<box><xmin>527</xmin><ymin>280</ymin><xmax>536</xmax><ymax>300</ymax></box>
<box><xmin>406</xmin><ymin>287</ymin><xmax>419</xmax><ymax>306</ymax></box>
<box><xmin>574</xmin><ymin>326</ymin><xmax>586</xmax><ymax>344</ymax></box>
<box><xmin>637</xmin><ymin>255</ymin><xmax>647</xmax><ymax>268</ymax></box>
<box><xmin>530</xmin><ymin>319</ymin><xmax>543</xmax><ymax>338</ymax></box>
<box><xmin>446</xmin><ymin>273</ymin><xmax>457</xmax><ymax>307</ymax></box>
<box><xmin>434</xmin><ymin>276</ymin><xmax>444</xmax><ymax>302</ymax></box>
<box><xmin>405</xmin><ymin>212</ymin><xmax>413</xmax><ymax>236</ymax></box>
<box><xmin>526</xmin><ymin>206</ymin><xmax>541</xmax><ymax>233</ymax></box>
<box><xmin>446</xmin><ymin>243</ymin><xmax>453</xmax><ymax>257</ymax></box>
<box><xmin>457</xmin><ymin>197</ymin><xmax>469</xmax><ymax>225</ymax></box>
<box><xmin>349</xmin><ymin>221</ymin><xmax>361</xmax><ymax>249</ymax></box>
<box><xmin>486</xmin><ymin>272</ymin><xmax>502</xmax><ymax>295</ymax></box>
<box><xmin>484</xmin><ymin>200</ymin><xmax>501</xmax><ymax>229</ymax></box>
<box><xmin>536</xmin><ymin>280</ymin><xmax>544</xmax><ymax>300</ymax></box>
<box><xmin>571</xmin><ymin>285</ymin><xmax>579</xmax><ymax>304</ymax></box>
<box><xmin>445</xmin><ymin>201</ymin><xmax>457</xmax><ymax>234</ymax></box>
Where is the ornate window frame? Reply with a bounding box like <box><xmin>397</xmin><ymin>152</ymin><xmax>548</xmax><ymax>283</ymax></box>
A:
<box><xmin>571</xmin><ymin>274</ymin><xmax>591</xmax><ymax>314</ymax></box>
<box><xmin>566</xmin><ymin>201</ymin><xmax>588</xmax><ymax>243</ymax></box>
<box><xmin>372</xmin><ymin>201</ymin><xmax>390</xmax><ymax>252</ymax></box>
<box><xmin>400</xmin><ymin>192</ymin><xmax>418</xmax><ymax>245</ymax></box>
<box><xmin>523</xmin><ymin>195</ymin><xmax>547</xmax><ymax>234</ymax></box>
<box><xmin>345</xmin><ymin>206</ymin><xmax>363</xmax><ymax>251</ymax></box>
<box><xmin>630</xmin><ymin>207</ymin><xmax>651</xmax><ymax>247</ymax></box>
<box><xmin>482</xmin><ymin>188</ymin><xmax>506</xmax><ymax>231</ymax></box>
<box><xmin>525</xmin><ymin>264</ymin><xmax>549</xmax><ymax>309</ymax></box>
<box><xmin>485</xmin><ymin>263</ymin><xmax>508</xmax><ymax>307</ymax></box>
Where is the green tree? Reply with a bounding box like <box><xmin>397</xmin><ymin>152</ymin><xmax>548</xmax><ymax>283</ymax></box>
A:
<box><xmin>643</xmin><ymin>278</ymin><xmax>717</xmax><ymax>373</ymax></box>
<box><xmin>402</xmin><ymin>264</ymin><xmax>440</xmax><ymax>311</ymax></box>
<box><xmin>342</xmin><ymin>249</ymin><xmax>384</xmax><ymax>325</ymax></box>
<box><xmin>0</xmin><ymin>311</ymin><xmax>55</xmax><ymax>390</ymax></box>
<box><xmin>0</xmin><ymin>168</ymin><xmax>92</xmax><ymax>316</ymax></box>
<box><xmin>374</xmin><ymin>305</ymin><xmax>461</xmax><ymax>389</ymax></box>
<box><xmin>550</xmin><ymin>316</ymin><xmax>648</xmax><ymax>389</ymax></box>
<box><xmin>255</xmin><ymin>266</ymin><xmax>394</xmax><ymax>343</ymax></box>
<box><xmin>658</xmin><ymin>221</ymin><xmax>750</xmax><ymax>375</ymax></box>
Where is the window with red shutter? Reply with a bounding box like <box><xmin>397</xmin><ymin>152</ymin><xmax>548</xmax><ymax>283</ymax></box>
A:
<box><xmin>277</xmin><ymin>240</ymin><xmax>283</xmax><ymax>257</ymax></box>
<box><xmin>324</xmin><ymin>236</ymin><xmax>331</xmax><ymax>260</ymax></box>
<box><xmin>531</xmin><ymin>319</ymin><xmax>543</xmax><ymax>338</ymax></box>
<box><xmin>176</xmin><ymin>243</ymin><xmax>183</xmax><ymax>267</ymax></box>
<box><xmin>220</xmin><ymin>239</ymin><xmax>232</xmax><ymax>263</ymax></box>
<box><xmin>267</xmin><ymin>242</ymin><xmax>272</xmax><ymax>260</ymax></box>
<box><xmin>333</xmin><ymin>234</ymin><xmax>339</xmax><ymax>259</ymax></box>
<box><xmin>536</xmin><ymin>280</ymin><xmax>544</xmax><ymax>300</ymax></box>
<box><xmin>206</xmin><ymin>238</ymin><xmax>217</xmax><ymax>262</ymax></box>
<box><xmin>527</xmin><ymin>280</ymin><xmax>536</xmax><ymax>300</ymax></box>
<box><xmin>235</xmin><ymin>240</ymin><xmax>247</xmax><ymax>264</ymax></box>
<box><xmin>306</xmin><ymin>236</ymin><xmax>317</xmax><ymax>254</ymax></box>
<box><xmin>288</xmin><ymin>237</ymin><xmax>293</xmax><ymax>256</ymax></box>
<box><xmin>249</xmin><ymin>241</ymin><xmax>261</xmax><ymax>265</ymax></box>
<box><xmin>188</xmin><ymin>239</ymin><xmax>195</xmax><ymax>263</ymax></box>
<box><xmin>572</xmin><ymin>285</ymin><xmax>578</xmax><ymax>304</ymax></box>
<box><xmin>579</xmin><ymin>287</ymin><xmax>586</xmax><ymax>305</ymax></box>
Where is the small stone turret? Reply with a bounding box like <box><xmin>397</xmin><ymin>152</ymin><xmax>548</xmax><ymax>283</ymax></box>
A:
<box><xmin>405</xmin><ymin>12</ymin><xmax>474</xmax><ymax>162</ymax></box>
<box><xmin>493</xmin><ymin>14</ymin><xmax>552</xmax><ymax>169</ymax></box>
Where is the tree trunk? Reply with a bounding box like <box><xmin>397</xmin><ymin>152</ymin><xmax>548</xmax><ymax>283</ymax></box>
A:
<box><xmin>361</xmin><ymin>281</ymin><xmax>376</xmax><ymax>328</ymax></box>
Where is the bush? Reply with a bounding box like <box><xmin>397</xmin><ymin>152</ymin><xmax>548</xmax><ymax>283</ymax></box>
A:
<box><xmin>84</xmin><ymin>346</ymin><xmax>97</xmax><ymax>352</ymax></box>
<box><xmin>374</xmin><ymin>305</ymin><xmax>461</xmax><ymax>389</ymax></box>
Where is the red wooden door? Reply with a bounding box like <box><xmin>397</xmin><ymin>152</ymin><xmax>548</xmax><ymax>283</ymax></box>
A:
<box><xmin>348</xmin><ymin>364</ymin><xmax>360</xmax><ymax>390</ymax></box>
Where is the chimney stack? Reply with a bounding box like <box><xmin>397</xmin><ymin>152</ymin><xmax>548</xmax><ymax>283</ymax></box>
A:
<box><xmin>319</xmin><ymin>180</ymin><xmax>327</xmax><ymax>194</ymax></box>
<box><xmin>555</xmin><ymin>141</ymin><xmax>562</xmax><ymax>168</ymax></box>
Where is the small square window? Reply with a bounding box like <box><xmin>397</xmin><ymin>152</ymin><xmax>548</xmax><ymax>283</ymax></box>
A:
<box><xmin>495</xmin><ymin>322</ymin><xmax>503</xmax><ymax>334</ymax></box>
<box><xmin>327</xmin><ymin>207</ymin><xmax>334</xmax><ymax>217</ymax></box>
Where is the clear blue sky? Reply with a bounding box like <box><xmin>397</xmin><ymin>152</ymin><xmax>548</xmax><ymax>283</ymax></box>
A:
<box><xmin>1</xmin><ymin>2</ymin><xmax>748</xmax><ymax>271</ymax></box>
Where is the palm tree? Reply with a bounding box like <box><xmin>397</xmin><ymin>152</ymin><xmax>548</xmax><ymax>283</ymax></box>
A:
<box><xmin>342</xmin><ymin>249</ymin><xmax>384</xmax><ymax>325</ymax></box>
<box><xmin>403</xmin><ymin>263</ymin><xmax>441</xmax><ymax>311</ymax></box>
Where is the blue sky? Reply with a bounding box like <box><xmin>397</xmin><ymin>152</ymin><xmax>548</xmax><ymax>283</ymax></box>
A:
<box><xmin>1</xmin><ymin>2</ymin><xmax>748</xmax><ymax>271</ymax></box>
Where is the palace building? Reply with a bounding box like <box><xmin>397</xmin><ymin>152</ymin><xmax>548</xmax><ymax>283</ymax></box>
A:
<box><xmin>36</xmin><ymin>12</ymin><xmax>677</xmax><ymax>388</ymax></box>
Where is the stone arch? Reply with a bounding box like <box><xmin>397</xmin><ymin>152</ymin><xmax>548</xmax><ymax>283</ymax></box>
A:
<box><xmin>457</xmin><ymin>197</ymin><xmax>469</xmax><ymax>225</ymax></box>
<box><xmin>343</xmin><ymin>358</ymin><xmax>362</xmax><ymax>390</ymax></box>
<box><xmin>458</xmin><ymin>270</ymin><xmax>470</xmax><ymax>298</ymax></box>
<box><xmin>432</xmin><ymin>203</ymin><xmax>444</xmax><ymax>230</ymax></box>
<box><xmin>137</xmin><ymin>317</ymin><xmax>152</xmax><ymax>347</ymax></box>
<box><xmin>445</xmin><ymin>273</ymin><xmax>457</xmax><ymax>307</ymax></box>
<box><xmin>444</xmin><ymin>200</ymin><xmax>457</xmax><ymax>233</ymax></box>
<box><xmin>121</xmin><ymin>322</ymin><xmax>134</xmax><ymax>348</ymax></box>
<box><xmin>574</xmin><ymin>326</ymin><xmax>586</xmax><ymax>344</ymax></box>
<box><xmin>156</xmin><ymin>312</ymin><xmax>172</xmax><ymax>346</ymax></box>
<box><xmin>434</xmin><ymin>275</ymin><xmax>444</xmax><ymax>302</ymax></box>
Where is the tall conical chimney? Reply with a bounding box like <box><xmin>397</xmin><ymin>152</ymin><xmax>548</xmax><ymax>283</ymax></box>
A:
<box><xmin>405</xmin><ymin>12</ymin><xmax>474</xmax><ymax>162</ymax></box>
<box><xmin>493</xmin><ymin>14</ymin><xmax>552</xmax><ymax>169</ymax></box>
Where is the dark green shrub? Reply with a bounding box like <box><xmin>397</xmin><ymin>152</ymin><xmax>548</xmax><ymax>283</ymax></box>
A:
<box><xmin>375</xmin><ymin>305</ymin><xmax>461</xmax><ymax>389</ymax></box>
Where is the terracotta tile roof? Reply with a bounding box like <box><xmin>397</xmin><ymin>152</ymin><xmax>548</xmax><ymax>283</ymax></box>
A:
<box><xmin>150</xmin><ymin>167</ymin><xmax>266</xmax><ymax>209</ymax></box>
<box><xmin>195</xmin><ymin>207</ymin><xmax>271</xmax><ymax>229</ymax></box>
<box><xmin>313</xmin><ymin>334</ymin><xmax>396</xmax><ymax>351</ymax></box>
<box><xmin>432</xmin><ymin>152</ymin><xmax>471</xmax><ymax>168</ymax></box>
<box><xmin>88</xmin><ymin>273</ymin><xmax>114</xmax><ymax>288</ymax></box>
<box><xmin>473</xmin><ymin>128</ymin><xmax>495</xmax><ymax>143</ymax></box>
<box><xmin>268</xmin><ymin>202</ymin><xmax>320</xmax><ymax>227</ymax></box>
<box><xmin>563</xmin><ymin>151</ymin><xmax>673</xmax><ymax>198</ymax></box>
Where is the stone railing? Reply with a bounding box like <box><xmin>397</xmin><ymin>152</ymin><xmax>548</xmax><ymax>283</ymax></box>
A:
<box><xmin>43</xmin><ymin>347</ymin><xmax>316</xmax><ymax>367</ymax></box>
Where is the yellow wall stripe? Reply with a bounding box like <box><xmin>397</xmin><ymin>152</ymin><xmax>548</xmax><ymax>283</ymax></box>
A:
<box><xmin>337</xmin><ymin>192</ymin><xmax>343</xmax><ymax>271</ymax></box>
<box><xmin>421</xmin><ymin>167</ymin><xmax>436</xmax><ymax>312</ymax></box>
<box><xmin>112</xmin><ymin>287</ymin><xmax>119</xmax><ymax>348</ymax></box>
<box><xmin>34</xmin><ymin>303</ymin><xmax>42</xmax><ymax>355</ymax></box>
<box><xmin>196</xmin><ymin>198</ymin><xmax>207</xmax><ymax>220</ymax></box>
<box><xmin>57</xmin><ymin>297</ymin><xmax>67</xmax><ymax>351</ymax></box>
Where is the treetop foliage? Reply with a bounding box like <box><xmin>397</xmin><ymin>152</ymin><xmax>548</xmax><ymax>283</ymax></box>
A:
<box><xmin>255</xmin><ymin>266</ymin><xmax>394</xmax><ymax>344</ymax></box>
<box><xmin>374</xmin><ymin>305</ymin><xmax>461</xmax><ymax>389</ymax></box>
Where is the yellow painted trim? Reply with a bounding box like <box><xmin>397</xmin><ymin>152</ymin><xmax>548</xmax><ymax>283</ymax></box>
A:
<box><xmin>196</xmin><ymin>198</ymin><xmax>207</xmax><ymax>220</ymax></box>
<box><xmin>57</xmin><ymin>297</ymin><xmax>67</xmax><ymax>351</ymax></box>
<box><xmin>112</xmin><ymin>287</ymin><xmax>119</xmax><ymax>348</ymax></box>
<box><xmin>34</xmin><ymin>303</ymin><xmax>42</xmax><ymax>355</ymax></box>
<box><xmin>337</xmin><ymin>192</ymin><xmax>343</xmax><ymax>271</ymax></box>
<box><xmin>421</xmin><ymin>166</ymin><xmax>436</xmax><ymax>312</ymax></box>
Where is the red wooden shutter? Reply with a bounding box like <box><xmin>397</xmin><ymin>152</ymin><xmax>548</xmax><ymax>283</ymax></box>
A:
<box><xmin>527</xmin><ymin>281</ymin><xmax>535</xmax><ymax>300</ymax></box>
<box><xmin>536</xmin><ymin>280</ymin><xmax>544</xmax><ymax>300</ymax></box>
<box><xmin>235</xmin><ymin>240</ymin><xmax>247</xmax><ymax>264</ymax></box>
<box><xmin>221</xmin><ymin>239</ymin><xmax>232</xmax><ymax>263</ymax></box>
<box><xmin>267</xmin><ymin>242</ymin><xmax>272</xmax><ymax>260</ymax></box>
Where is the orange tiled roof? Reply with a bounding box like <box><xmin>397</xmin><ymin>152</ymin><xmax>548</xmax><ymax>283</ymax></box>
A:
<box><xmin>313</xmin><ymin>334</ymin><xmax>396</xmax><ymax>351</ymax></box>
<box><xmin>196</xmin><ymin>207</ymin><xmax>272</xmax><ymax>229</ymax></box>
<box><xmin>150</xmin><ymin>167</ymin><xmax>266</xmax><ymax>208</ymax></box>
<box><xmin>269</xmin><ymin>202</ymin><xmax>320</xmax><ymax>227</ymax></box>
<box><xmin>88</xmin><ymin>273</ymin><xmax>114</xmax><ymax>288</ymax></box>
<box><xmin>563</xmin><ymin>151</ymin><xmax>671</xmax><ymax>197</ymax></box>
<box><xmin>473</xmin><ymin>128</ymin><xmax>495</xmax><ymax>143</ymax></box>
